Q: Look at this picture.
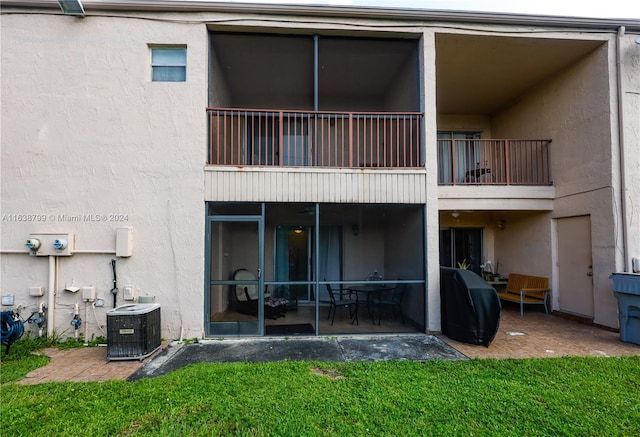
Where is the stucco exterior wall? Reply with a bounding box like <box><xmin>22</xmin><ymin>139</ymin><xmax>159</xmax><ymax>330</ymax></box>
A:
<box><xmin>421</xmin><ymin>30</ymin><xmax>441</xmax><ymax>332</ymax></box>
<box><xmin>492</xmin><ymin>41</ymin><xmax>613</xmax><ymax>193</ymax></box>
<box><xmin>494</xmin><ymin>213</ymin><xmax>553</xmax><ymax>279</ymax></box>
<box><xmin>490</xmin><ymin>37</ymin><xmax>621</xmax><ymax>326</ymax></box>
<box><xmin>620</xmin><ymin>33</ymin><xmax>640</xmax><ymax>273</ymax></box>
<box><xmin>1</xmin><ymin>13</ymin><xmax>208</xmax><ymax>340</ymax></box>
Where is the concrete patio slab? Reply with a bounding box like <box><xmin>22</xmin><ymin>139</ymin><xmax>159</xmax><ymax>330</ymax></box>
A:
<box><xmin>128</xmin><ymin>334</ymin><xmax>466</xmax><ymax>381</ymax></box>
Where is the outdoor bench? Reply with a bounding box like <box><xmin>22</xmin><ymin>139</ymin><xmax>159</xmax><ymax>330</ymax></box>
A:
<box><xmin>496</xmin><ymin>273</ymin><xmax>550</xmax><ymax>315</ymax></box>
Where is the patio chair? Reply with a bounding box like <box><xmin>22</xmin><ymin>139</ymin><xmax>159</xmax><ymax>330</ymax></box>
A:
<box><xmin>325</xmin><ymin>283</ymin><xmax>358</xmax><ymax>325</ymax></box>
<box><xmin>233</xmin><ymin>269</ymin><xmax>288</xmax><ymax>319</ymax></box>
<box><xmin>372</xmin><ymin>282</ymin><xmax>407</xmax><ymax>325</ymax></box>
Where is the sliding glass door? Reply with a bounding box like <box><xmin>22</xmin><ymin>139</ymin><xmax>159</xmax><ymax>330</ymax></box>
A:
<box><xmin>439</xmin><ymin>227</ymin><xmax>483</xmax><ymax>274</ymax></box>
<box><xmin>275</xmin><ymin>225</ymin><xmax>311</xmax><ymax>302</ymax></box>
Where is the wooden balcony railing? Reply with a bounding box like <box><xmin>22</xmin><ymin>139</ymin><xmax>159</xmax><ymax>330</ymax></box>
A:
<box><xmin>437</xmin><ymin>139</ymin><xmax>552</xmax><ymax>185</ymax></box>
<box><xmin>207</xmin><ymin>108</ymin><xmax>423</xmax><ymax>168</ymax></box>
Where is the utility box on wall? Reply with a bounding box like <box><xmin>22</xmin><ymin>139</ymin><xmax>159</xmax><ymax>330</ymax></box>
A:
<box><xmin>116</xmin><ymin>227</ymin><xmax>133</xmax><ymax>257</ymax></box>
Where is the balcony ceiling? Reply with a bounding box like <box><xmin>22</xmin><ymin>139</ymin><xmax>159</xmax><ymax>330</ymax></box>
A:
<box><xmin>211</xmin><ymin>32</ymin><xmax>604</xmax><ymax>115</ymax></box>
<box><xmin>210</xmin><ymin>33</ymin><xmax>417</xmax><ymax>110</ymax></box>
<box><xmin>435</xmin><ymin>34</ymin><xmax>604</xmax><ymax>114</ymax></box>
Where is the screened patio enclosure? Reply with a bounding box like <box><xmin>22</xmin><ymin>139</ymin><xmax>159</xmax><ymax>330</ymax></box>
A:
<box><xmin>205</xmin><ymin>202</ymin><xmax>426</xmax><ymax>337</ymax></box>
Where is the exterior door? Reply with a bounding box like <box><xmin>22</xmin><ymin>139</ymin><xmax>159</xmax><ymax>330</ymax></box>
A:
<box><xmin>275</xmin><ymin>225</ymin><xmax>311</xmax><ymax>301</ymax></box>
<box><xmin>557</xmin><ymin>215</ymin><xmax>594</xmax><ymax>319</ymax></box>
<box><xmin>206</xmin><ymin>216</ymin><xmax>264</xmax><ymax>336</ymax></box>
<box><xmin>439</xmin><ymin>227</ymin><xmax>483</xmax><ymax>275</ymax></box>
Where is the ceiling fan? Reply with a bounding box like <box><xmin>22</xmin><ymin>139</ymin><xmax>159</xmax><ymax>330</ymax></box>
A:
<box><xmin>451</xmin><ymin>210</ymin><xmax>474</xmax><ymax>218</ymax></box>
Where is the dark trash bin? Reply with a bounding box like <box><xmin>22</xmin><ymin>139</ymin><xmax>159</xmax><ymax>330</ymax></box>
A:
<box><xmin>610</xmin><ymin>273</ymin><xmax>640</xmax><ymax>345</ymax></box>
<box><xmin>440</xmin><ymin>267</ymin><xmax>501</xmax><ymax>347</ymax></box>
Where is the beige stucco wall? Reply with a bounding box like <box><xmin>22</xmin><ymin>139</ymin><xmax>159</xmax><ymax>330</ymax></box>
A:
<box><xmin>422</xmin><ymin>29</ymin><xmax>442</xmax><ymax>332</ymax></box>
<box><xmin>490</xmin><ymin>37</ymin><xmax>621</xmax><ymax>326</ymax></box>
<box><xmin>620</xmin><ymin>33</ymin><xmax>640</xmax><ymax>274</ymax></box>
<box><xmin>1</xmin><ymin>13</ymin><xmax>208</xmax><ymax>340</ymax></box>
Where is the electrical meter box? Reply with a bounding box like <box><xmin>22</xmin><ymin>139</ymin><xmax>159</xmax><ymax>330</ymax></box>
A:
<box><xmin>27</xmin><ymin>233</ymin><xmax>75</xmax><ymax>256</ymax></box>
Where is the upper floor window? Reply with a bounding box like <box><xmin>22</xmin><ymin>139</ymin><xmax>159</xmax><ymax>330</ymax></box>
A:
<box><xmin>151</xmin><ymin>47</ymin><xmax>186</xmax><ymax>82</ymax></box>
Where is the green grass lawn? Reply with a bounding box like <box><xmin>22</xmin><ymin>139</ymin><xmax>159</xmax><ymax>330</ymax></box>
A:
<box><xmin>1</xmin><ymin>339</ymin><xmax>639</xmax><ymax>436</ymax></box>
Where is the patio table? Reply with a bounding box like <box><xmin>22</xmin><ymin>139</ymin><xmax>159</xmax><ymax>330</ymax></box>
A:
<box><xmin>348</xmin><ymin>284</ymin><xmax>395</xmax><ymax>324</ymax></box>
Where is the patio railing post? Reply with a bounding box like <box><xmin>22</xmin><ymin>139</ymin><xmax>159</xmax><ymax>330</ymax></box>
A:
<box><xmin>349</xmin><ymin>113</ymin><xmax>353</xmax><ymax>168</ymax></box>
<box><xmin>279</xmin><ymin>111</ymin><xmax>284</xmax><ymax>167</ymax></box>
<box><xmin>451</xmin><ymin>139</ymin><xmax>457</xmax><ymax>185</ymax></box>
<box><xmin>505</xmin><ymin>139</ymin><xmax>511</xmax><ymax>185</ymax></box>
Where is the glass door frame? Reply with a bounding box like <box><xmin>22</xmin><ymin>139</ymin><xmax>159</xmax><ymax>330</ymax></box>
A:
<box><xmin>204</xmin><ymin>206</ymin><xmax>265</xmax><ymax>336</ymax></box>
<box><xmin>439</xmin><ymin>226</ymin><xmax>484</xmax><ymax>275</ymax></box>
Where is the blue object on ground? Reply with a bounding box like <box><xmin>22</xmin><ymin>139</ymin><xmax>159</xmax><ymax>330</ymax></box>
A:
<box><xmin>610</xmin><ymin>273</ymin><xmax>640</xmax><ymax>345</ymax></box>
<box><xmin>1</xmin><ymin>311</ymin><xmax>25</xmax><ymax>352</ymax></box>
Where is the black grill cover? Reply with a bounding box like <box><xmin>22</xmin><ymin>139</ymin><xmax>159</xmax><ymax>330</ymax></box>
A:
<box><xmin>440</xmin><ymin>267</ymin><xmax>501</xmax><ymax>346</ymax></box>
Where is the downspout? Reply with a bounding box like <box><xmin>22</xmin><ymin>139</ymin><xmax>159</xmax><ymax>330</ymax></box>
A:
<box><xmin>616</xmin><ymin>26</ymin><xmax>630</xmax><ymax>272</ymax></box>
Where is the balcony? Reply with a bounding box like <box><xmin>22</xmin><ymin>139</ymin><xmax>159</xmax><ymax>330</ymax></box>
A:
<box><xmin>207</xmin><ymin>108</ymin><xmax>423</xmax><ymax>169</ymax></box>
<box><xmin>206</xmin><ymin>108</ymin><xmax>551</xmax><ymax>187</ymax></box>
<box><xmin>437</xmin><ymin>139</ymin><xmax>552</xmax><ymax>185</ymax></box>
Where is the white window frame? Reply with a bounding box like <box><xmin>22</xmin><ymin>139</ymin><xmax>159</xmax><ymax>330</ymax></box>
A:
<box><xmin>150</xmin><ymin>46</ymin><xmax>187</xmax><ymax>82</ymax></box>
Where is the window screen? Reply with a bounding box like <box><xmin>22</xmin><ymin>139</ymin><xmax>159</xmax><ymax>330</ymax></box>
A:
<box><xmin>151</xmin><ymin>47</ymin><xmax>186</xmax><ymax>82</ymax></box>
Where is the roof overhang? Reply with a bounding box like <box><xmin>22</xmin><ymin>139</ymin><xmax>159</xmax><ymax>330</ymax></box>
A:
<box><xmin>3</xmin><ymin>0</ymin><xmax>640</xmax><ymax>31</ymax></box>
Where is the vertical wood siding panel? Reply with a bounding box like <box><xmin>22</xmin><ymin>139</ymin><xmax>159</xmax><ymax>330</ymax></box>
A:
<box><xmin>301</xmin><ymin>172</ymin><xmax>306</xmax><ymax>203</ymax></box>
<box><xmin>402</xmin><ymin>174</ymin><xmax>408</xmax><ymax>203</ymax></box>
<box><xmin>236</xmin><ymin>172</ymin><xmax>243</xmax><ymax>201</ymax></box>
<box><xmin>223</xmin><ymin>172</ymin><xmax>230</xmax><ymax>201</ymax></box>
<box><xmin>392</xmin><ymin>174</ymin><xmax>398</xmax><ymax>203</ymax></box>
<box><xmin>358</xmin><ymin>174</ymin><xmax>369</xmax><ymax>202</ymax></box>
<box><xmin>342</xmin><ymin>174</ymin><xmax>353</xmax><ymax>202</ymax></box>
<box><xmin>404</xmin><ymin>175</ymin><xmax>410</xmax><ymax>202</ymax></box>
<box><xmin>308</xmin><ymin>173</ymin><xmax>314</xmax><ymax>200</ymax></box>
<box><xmin>205</xmin><ymin>170</ymin><xmax>427</xmax><ymax>204</ymax></box>
<box><xmin>324</xmin><ymin>173</ymin><xmax>330</xmax><ymax>203</ymax></box>
<box><xmin>246</xmin><ymin>172</ymin><xmax>253</xmax><ymax>202</ymax></box>
<box><xmin>209</xmin><ymin>172</ymin><xmax>215</xmax><ymax>200</ymax></box>
<box><xmin>343</xmin><ymin>173</ymin><xmax>350</xmax><ymax>203</ymax></box>
<box><xmin>259</xmin><ymin>172</ymin><xmax>266</xmax><ymax>201</ymax></box>
<box><xmin>332</xmin><ymin>173</ymin><xmax>338</xmax><ymax>203</ymax></box>
<box><xmin>316</xmin><ymin>173</ymin><xmax>323</xmax><ymax>202</ymax></box>
<box><xmin>273</xmin><ymin>172</ymin><xmax>280</xmax><ymax>202</ymax></box>
<box><xmin>278</xmin><ymin>172</ymin><xmax>285</xmax><ymax>202</ymax></box>
<box><xmin>244</xmin><ymin>172</ymin><xmax>251</xmax><ymax>201</ymax></box>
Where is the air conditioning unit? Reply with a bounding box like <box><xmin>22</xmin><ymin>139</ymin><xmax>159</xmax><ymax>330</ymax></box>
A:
<box><xmin>106</xmin><ymin>303</ymin><xmax>161</xmax><ymax>361</ymax></box>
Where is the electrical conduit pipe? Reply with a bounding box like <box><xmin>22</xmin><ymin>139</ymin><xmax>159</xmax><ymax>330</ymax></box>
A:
<box><xmin>47</xmin><ymin>256</ymin><xmax>57</xmax><ymax>338</ymax></box>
